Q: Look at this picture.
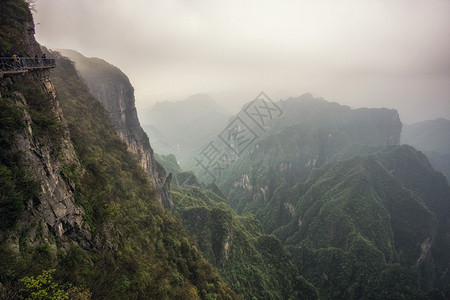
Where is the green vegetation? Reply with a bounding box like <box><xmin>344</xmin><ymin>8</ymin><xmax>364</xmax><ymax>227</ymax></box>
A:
<box><xmin>7</xmin><ymin>79</ymin><xmax>65</xmax><ymax>145</ymax></box>
<box><xmin>44</xmin><ymin>52</ymin><xmax>236</xmax><ymax>299</ymax></box>
<box><xmin>272</xmin><ymin>147</ymin><xmax>450</xmax><ymax>299</ymax></box>
<box><xmin>0</xmin><ymin>83</ymin><xmax>40</xmax><ymax>231</ymax></box>
<box><xmin>19</xmin><ymin>269</ymin><xmax>70</xmax><ymax>300</ymax></box>
<box><xmin>154</xmin><ymin>153</ymin><xmax>182</xmax><ymax>175</ymax></box>
<box><xmin>0</xmin><ymin>0</ymin><xmax>32</xmax><ymax>54</ymax></box>
<box><xmin>171</xmin><ymin>185</ymin><xmax>318</xmax><ymax>299</ymax></box>
<box><xmin>3</xmin><ymin>3</ymin><xmax>449</xmax><ymax>298</ymax></box>
<box><xmin>18</xmin><ymin>269</ymin><xmax>92</xmax><ymax>299</ymax></box>
<box><xmin>0</xmin><ymin>44</ymin><xmax>236</xmax><ymax>298</ymax></box>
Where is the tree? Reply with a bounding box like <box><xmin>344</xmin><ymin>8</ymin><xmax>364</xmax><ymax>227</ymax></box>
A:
<box><xmin>19</xmin><ymin>269</ymin><xmax>68</xmax><ymax>300</ymax></box>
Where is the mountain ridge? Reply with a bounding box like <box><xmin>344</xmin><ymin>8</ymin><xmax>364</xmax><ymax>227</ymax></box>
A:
<box><xmin>0</xmin><ymin>2</ymin><xmax>237</xmax><ymax>298</ymax></box>
<box><xmin>277</xmin><ymin>145</ymin><xmax>450</xmax><ymax>299</ymax></box>
<box><xmin>57</xmin><ymin>48</ymin><xmax>173</xmax><ymax>209</ymax></box>
<box><xmin>401</xmin><ymin>118</ymin><xmax>450</xmax><ymax>180</ymax></box>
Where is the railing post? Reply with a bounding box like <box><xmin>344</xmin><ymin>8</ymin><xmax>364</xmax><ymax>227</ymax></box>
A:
<box><xmin>0</xmin><ymin>57</ymin><xmax>56</xmax><ymax>73</ymax></box>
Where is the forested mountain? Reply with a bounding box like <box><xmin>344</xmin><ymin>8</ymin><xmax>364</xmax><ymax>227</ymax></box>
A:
<box><xmin>0</xmin><ymin>2</ymin><xmax>236</xmax><ymax>298</ymax></box>
<box><xmin>277</xmin><ymin>145</ymin><xmax>450</xmax><ymax>299</ymax></box>
<box><xmin>170</xmin><ymin>183</ymin><xmax>318</xmax><ymax>299</ymax></box>
<box><xmin>2</xmin><ymin>1</ymin><xmax>450</xmax><ymax>299</ymax></box>
<box><xmin>153</xmin><ymin>91</ymin><xmax>450</xmax><ymax>298</ymax></box>
<box><xmin>402</xmin><ymin>118</ymin><xmax>450</xmax><ymax>180</ymax></box>
<box><xmin>55</xmin><ymin>49</ymin><xmax>173</xmax><ymax>209</ymax></box>
<box><xmin>50</xmin><ymin>47</ymin><xmax>319</xmax><ymax>300</ymax></box>
<box><xmin>182</xmin><ymin>92</ymin><xmax>450</xmax><ymax>298</ymax></box>
<box><xmin>215</xmin><ymin>94</ymin><xmax>402</xmax><ymax>215</ymax></box>
<box><xmin>157</xmin><ymin>144</ymin><xmax>450</xmax><ymax>299</ymax></box>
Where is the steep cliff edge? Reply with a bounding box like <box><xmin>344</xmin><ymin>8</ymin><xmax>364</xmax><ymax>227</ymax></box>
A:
<box><xmin>57</xmin><ymin>49</ymin><xmax>173</xmax><ymax>209</ymax></box>
<box><xmin>0</xmin><ymin>0</ymin><xmax>93</xmax><ymax>256</ymax></box>
<box><xmin>170</xmin><ymin>185</ymin><xmax>319</xmax><ymax>299</ymax></box>
<box><xmin>216</xmin><ymin>94</ymin><xmax>403</xmax><ymax>216</ymax></box>
<box><xmin>0</xmin><ymin>71</ymin><xmax>94</xmax><ymax>250</ymax></box>
<box><xmin>274</xmin><ymin>94</ymin><xmax>402</xmax><ymax>146</ymax></box>
<box><xmin>0</xmin><ymin>1</ymin><xmax>236</xmax><ymax>298</ymax></box>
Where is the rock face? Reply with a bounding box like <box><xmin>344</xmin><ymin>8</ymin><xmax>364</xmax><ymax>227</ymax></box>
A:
<box><xmin>284</xmin><ymin>145</ymin><xmax>450</xmax><ymax>299</ymax></box>
<box><xmin>0</xmin><ymin>6</ymin><xmax>94</xmax><ymax>253</ymax></box>
<box><xmin>1</xmin><ymin>4</ymin><xmax>237</xmax><ymax>297</ymax></box>
<box><xmin>0</xmin><ymin>71</ymin><xmax>94</xmax><ymax>253</ymax></box>
<box><xmin>217</xmin><ymin>94</ymin><xmax>403</xmax><ymax>215</ymax></box>
<box><xmin>173</xmin><ymin>189</ymin><xmax>319</xmax><ymax>299</ymax></box>
<box><xmin>58</xmin><ymin>50</ymin><xmax>173</xmax><ymax>209</ymax></box>
<box><xmin>272</xmin><ymin>94</ymin><xmax>402</xmax><ymax>146</ymax></box>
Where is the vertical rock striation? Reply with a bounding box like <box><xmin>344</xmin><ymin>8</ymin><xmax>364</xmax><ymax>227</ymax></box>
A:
<box><xmin>1</xmin><ymin>73</ymin><xmax>93</xmax><ymax>249</ymax></box>
<box><xmin>57</xmin><ymin>50</ymin><xmax>173</xmax><ymax>209</ymax></box>
<box><xmin>0</xmin><ymin>3</ymin><xmax>93</xmax><ymax>253</ymax></box>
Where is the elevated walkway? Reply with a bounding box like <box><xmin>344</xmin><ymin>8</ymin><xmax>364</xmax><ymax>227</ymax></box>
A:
<box><xmin>0</xmin><ymin>57</ymin><xmax>56</xmax><ymax>78</ymax></box>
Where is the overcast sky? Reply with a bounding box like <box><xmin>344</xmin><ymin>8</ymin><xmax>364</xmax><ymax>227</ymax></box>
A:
<box><xmin>33</xmin><ymin>0</ymin><xmax>450</xmax><ymax>124</ymax></box>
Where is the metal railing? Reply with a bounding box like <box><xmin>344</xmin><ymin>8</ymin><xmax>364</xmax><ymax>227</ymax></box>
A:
<box><xmin>0</xmin><ymin>57</ymin><xmax>56</xmax><ymax>73</ymax></box>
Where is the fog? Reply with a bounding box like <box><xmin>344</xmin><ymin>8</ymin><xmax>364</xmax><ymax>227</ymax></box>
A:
<box><xmin>33</xmin><ymin>0</ymin><xmax>450</xmax><ymax>124</ymax></box>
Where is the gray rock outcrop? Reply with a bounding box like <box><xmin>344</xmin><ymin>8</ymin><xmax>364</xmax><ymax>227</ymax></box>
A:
<box><xmin>0</xmin><ymin>71</ymin><xmax>94</xmax><ymax>253</ymax></box>
<box><xmin>58</xmin><ymin>50</ymin><xmax>173</xmax><ymax>209</ymax></box>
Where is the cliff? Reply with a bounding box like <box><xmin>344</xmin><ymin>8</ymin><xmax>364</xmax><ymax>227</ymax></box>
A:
<box><xmin>0</xmin><ymin>1</ymin><xmax>235</xmax><ymax>298</ymax></box>
<box><xmin>272</xmin><ymin>93</ymin><xmax>402</xmax><ymax>146</ymax></box>
<box><xmin>0</xmin><ymin>0</ymin><xmax>93</xmax><ymax>254</ymax></box>
<box><xmin>402</xmin><ymin>118</ymin><xmax>450</xmax><ymax>181</ymax></box>
<box><xmin>57</xmin><ymin>49</ymin><xmax>173</xmax><ymax>209</ymax></box>
<box><xmin>0</xmin><ymin>62</ymin><xmax>94</xmax><ymax>251</ymax></box>
<box><xmin>217</xmin><ymin>94</ymin><xmax>403</xmax><ymax>215</ymax></box>
<box><xmin>282</xmin><ymin>145</ymin><xmax>450</xmax><ymax>299</ymax></box>
<box><xmin>170</xmin><ymin>185</ymin><xmax>319</xmax><ymax>299</ymax></box>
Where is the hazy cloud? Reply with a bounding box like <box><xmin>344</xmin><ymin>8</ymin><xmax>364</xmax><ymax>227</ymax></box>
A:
<box><xmin>33</xmin><ymin>0</ymin><xmax>450</xmax><ymax>123</ymax></box>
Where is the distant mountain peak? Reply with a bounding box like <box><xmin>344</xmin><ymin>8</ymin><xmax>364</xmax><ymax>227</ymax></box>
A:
<box><xmin>184</xmin><ymin>93</ymin><xmax>215</xmax><ymax>103</ymax></box>
<box><xmin>152</xmin><ymin>93</ymin><xmax>228</xmax><ymax>114</ymax></box>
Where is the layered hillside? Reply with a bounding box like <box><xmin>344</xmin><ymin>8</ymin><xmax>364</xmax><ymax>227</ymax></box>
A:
<box><xmin>3</xmin><ymin>2</ymin><xmax>450</xmax><ymax>299</ymax></box>
<box><xmin>402</xmin><ymin>118</ymin><xmax>450</xmax><ymax>180</ymax></box>
<box><xmin>273</xmin><ymin>94</ymin><xmax>401</xmax><ymax>146</ymax></box>
<box><xmin>185</xmin><ymin>92</ymin><xmax>450</xmax><ymax>298</ymax></box>
<box><xmin>0</xmin><ymin>2</ymin><xmax>236</xmax><ymax>298</ymax></box>
<box><xmin>216</xmin><ymin>94</ymin><xmax>402</xmax><ymax>215</ymax></box>
<box><xmin>157</xmin><ymin>144</ymin><xmax>450</xmax><ymax>299</ymax></box>
<box><xmin>277</xmin><ymin>145</ymin><xmax>450</xmax><ymax>299</ymax></box>
<box><xmin>171</xmin><ymin>184</ymin><xmax>318</xmax><ymax>300</ymax></box>
<box><xmin>57</xmin><ymin>49</ymin><xmax>173</xmax><ymax>209</ymax></box>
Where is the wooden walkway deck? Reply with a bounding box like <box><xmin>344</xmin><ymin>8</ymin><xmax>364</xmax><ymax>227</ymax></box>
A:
<box><xmin>0</xmin><ymin>57</ymin><xmax>56</xmax><ymax>78</ymax></box>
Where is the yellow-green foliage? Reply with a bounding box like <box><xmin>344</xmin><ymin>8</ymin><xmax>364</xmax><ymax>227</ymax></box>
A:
<box><xmin>18</xmin><ymin>269</ymin><xmax>92</xmax><ymax>300</ymax></box>
<box><xmin>19</xmin><ymin>269</ymin><xmax>69</xmax><ymax>300</ymax></box>
<box><xmin>46</xmin><ymin>52</ymin><xmax>236</xmax><ymax>299</ymax></box>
